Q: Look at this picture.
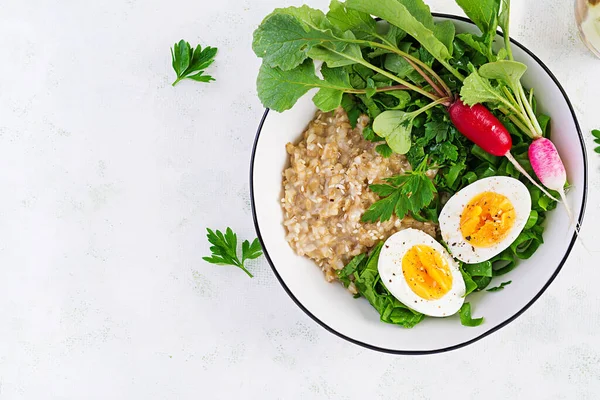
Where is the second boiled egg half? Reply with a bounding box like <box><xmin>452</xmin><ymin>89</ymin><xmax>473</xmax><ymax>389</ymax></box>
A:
<box><xmin>439</xmin><ymin>176</ymin><xmax>532</xmax><ymax>264</ymax></box>
<box><xmin>378</xmin><ymin>229</ymin><xmax>466</xmax><ymax>317</ymax></box>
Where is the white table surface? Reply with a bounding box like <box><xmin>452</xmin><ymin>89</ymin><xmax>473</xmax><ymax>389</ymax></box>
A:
<box><xmin>1</xmin><ymin>0</ymin><xmax>600</xmax><ymax>398</ymax></box>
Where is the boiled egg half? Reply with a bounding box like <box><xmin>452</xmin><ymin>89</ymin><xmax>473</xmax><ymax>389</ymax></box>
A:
<box><xmin>440</xmin><ymin>176</ymin><xmax>532</xmax><ymax>264</ymax></box>
<box><xmin>378</xmin><ymin>229</ymin><xmax>466</xmax><ymax>317</ymax></box>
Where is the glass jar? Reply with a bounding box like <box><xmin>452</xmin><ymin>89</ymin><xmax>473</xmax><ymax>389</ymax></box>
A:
<box><xmin>576</xmin><ymin>0</ymin><xmax>600</xmax><ymax>58</ymax></box>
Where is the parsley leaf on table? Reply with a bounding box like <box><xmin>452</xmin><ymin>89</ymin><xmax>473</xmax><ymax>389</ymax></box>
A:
<box><xmin>202</xmin><ymin>228</ymin><xmax>263</xmax><ymax>278</ymax></box>
<box><xmin>593</xmin><ymin>129</ymin><xmax>600</xmax><ymax>154</ymax></box>
<box><xmin>171</xmin><ymin>40</ymin><xmax>218</xmax><ymax>86</ymax></box>
<box><xmin>361</xmin><ymin>158</ymin><xmax>437</xmax><ymax>223</ymax></box>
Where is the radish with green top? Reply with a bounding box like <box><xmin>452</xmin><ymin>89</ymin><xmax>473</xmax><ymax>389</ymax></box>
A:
<box><xmin>448</xmin><ymin>100</ymin><xmax>559</xmax><ymax>202</ymax></box>
<box><xmin>529</xmin><ymin>137</ymin><xmax>575</xmax><ymax>225</ymax></box>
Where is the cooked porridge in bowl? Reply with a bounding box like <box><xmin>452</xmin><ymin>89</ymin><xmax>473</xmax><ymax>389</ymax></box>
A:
<box><xmin>281</xmin><ymin>108</ymin><xmax>437</xmax><ymax>290</ymax></box>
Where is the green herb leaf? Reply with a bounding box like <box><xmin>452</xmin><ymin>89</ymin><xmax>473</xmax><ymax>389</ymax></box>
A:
<box><xmin>362</xmin><ymin>164</ymin><xmax>437</xmax><ymax>223</ymax></box>
<box><xmin>486</xmin><ymin>280</ymin><xmax>512</xmax><ymax>292</ymax></box>
<box><xmin>376</xmin><ymin>143</ymin><xmax>394</xmax><ymax>158</ymax></box>
<box><xmin>203</xmin><ymin>228</ymin><xmax>262</xmax><ymax>278</ymax></box>
<box><xmin>242</xmin><ymin>238</ymin><xmax>264</xmax><ymax>264</ymax></box>
<box><xmin>171</xmin><ymin>41</ymin><xmax>217</xmax><ymax>86</ymax></box>
<box><xmin>459</xmin><ymin>302</ymin><xmax>484</xmax><ymax>326</ymax></box>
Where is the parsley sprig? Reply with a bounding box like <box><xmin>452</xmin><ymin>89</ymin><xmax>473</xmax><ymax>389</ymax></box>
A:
<box><xmin>202</xmin><ymin>228</ymin><xmax>263</xmax><ymax>278</ymax></box>
<box><xmin>361</xmin><ymin>157</ymin><xmax>437</xmax><ymax>223</ymax></box>
<box><xmin>593</xmin><ymin>129</ymin><xmax>600</xmax><ymax>154</ymax></box>
<box><xmin>171</xmin><ymin>40</ymin><xmax>218</xmax><ymax>86</ymax></box>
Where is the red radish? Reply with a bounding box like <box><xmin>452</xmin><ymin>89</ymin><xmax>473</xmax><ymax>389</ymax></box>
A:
<box><xmin>448</xmin><ymin>100</ymin><xmax>558</xmax><ymax>201</ymax></box>
<box><xmin>529</xmin><ymin>137</ymin><xmax>576</xmax><ymax>227</ymax></box>
<box><xmin>448</xmin><ymin>100</ymin><xmax>512</xmax><ymax>156</ymax></box>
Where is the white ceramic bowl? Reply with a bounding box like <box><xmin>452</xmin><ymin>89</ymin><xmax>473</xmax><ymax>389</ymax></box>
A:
<box><xmin>250</xmin><ymin>15</ymin><xmax>588</xmax><ymax>354</ymax></box>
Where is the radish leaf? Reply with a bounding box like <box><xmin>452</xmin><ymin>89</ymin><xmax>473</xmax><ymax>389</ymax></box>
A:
<box><xmin>479</xmin><ymin>60</ymin><xmax>527</xmax><ymax>92</ymax></box>
<box><xmin>455</xmin><ymin>0</ymin><xmax>500</xmax><ymax>38</ymax></box>
<box><xmin>326</xmin><ymin>0</ymin><xmax>378</xmax><ymax>41</ymax></box>
<box><xmin>257</xmin><ymin>61</ymin><xmax>322</xmax><ymax>112</ymax></box>
<box><xmin>347</xmin><ymin>0</ymin><xmax>452</xmax><ymax>64</ymax></box>
<box><xmin>460</xmin><ymin>69</ymin><xmax>507</xmax><ymax>107</ymax></box>
<box><xmin>252</xmin><ymin>13</ymin><xmax>344</xmax><ymax>71</ymax></box>
<box><xmin>373</xmin><ymin>110</ymin><xmax>414</xmax><ymax>154</ymax></box>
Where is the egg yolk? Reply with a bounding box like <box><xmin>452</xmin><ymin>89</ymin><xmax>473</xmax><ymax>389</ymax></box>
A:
<box><xmin>402</xmin><ymin>245</ymin><xmax>453</xmax><ymax>300</ymax></box>
<box><xmin>460</xmin><ymin>191</ymin><xmax>516</xmax><ymax>248</ymax></box>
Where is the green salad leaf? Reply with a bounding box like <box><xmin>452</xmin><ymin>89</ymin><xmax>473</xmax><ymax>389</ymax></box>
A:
<box><xmin>486</xmin><ymin>280</ymin><xmax>512</xmax><ymax>292</ymax></box>
<box><xmin>340</xmin><ymin>243</ymin><xmax>425</xmax><ymax>328</ymax></box>
<box><xmin>459</xmin><ymin>302</ymin><xmax>484</xmax><ymax>326</ymax></box>
<box><xmin>464</xmin><ymin>261</ymin><xmax>493</xmax><ymax>277</ymax></box>
<box><xmin>460</xmin><ymin>266</ymin><xmax>478</xmax><ymax>296</ymax></box>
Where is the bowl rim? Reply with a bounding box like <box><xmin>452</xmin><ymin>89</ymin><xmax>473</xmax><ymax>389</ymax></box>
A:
<box><xmin>249</xmin><ymin>13</ymin><xmax>589</xmax><ymax>355</ymax></box>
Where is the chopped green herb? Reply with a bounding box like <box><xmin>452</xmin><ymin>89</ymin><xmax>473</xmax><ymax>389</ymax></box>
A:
<box><xmin>202</xmin><ymin>228</ymin><xmax>262</xmax><ymax>278</ymax></box>
<box><xmin>361</xmin><ymin>158</ymin><xmax>437</xmax><ymax>223</ymax></box>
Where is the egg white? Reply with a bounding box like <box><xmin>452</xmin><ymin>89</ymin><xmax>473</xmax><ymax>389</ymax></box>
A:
<box><xmin>378</xmin><ymin>229</ymin><xmax>466</xmax><ymax>317</ymax></box>
<box><xmin>439</xmin><ymin>176</ymin><xmax>532</xmax><ymax>264</ymax></box>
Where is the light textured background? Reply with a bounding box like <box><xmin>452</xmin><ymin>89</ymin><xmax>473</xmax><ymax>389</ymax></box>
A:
<box><xmin>1</xmin><ymin>0</ymin><xmax>599</xmax><ymax>399</ymax></box>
